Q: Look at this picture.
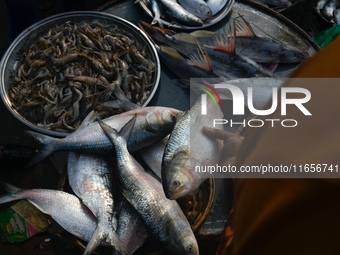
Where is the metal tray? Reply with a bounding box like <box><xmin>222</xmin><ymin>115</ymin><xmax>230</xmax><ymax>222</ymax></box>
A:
<box><xmin>98</xmin><ymin>0</ymin><xmax>319</xmax><ymax>111</ymax></box>
<box><xmin>138</xmin><ymin>0</ymin><xmax>235</xmax><ymax>30</ymax></box>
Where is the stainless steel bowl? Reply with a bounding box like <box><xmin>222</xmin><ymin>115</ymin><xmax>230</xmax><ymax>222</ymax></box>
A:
<box><xmin>0</xmin><ymin>11</ymin><xmax>161</xmax><ymax>137</ymax></box>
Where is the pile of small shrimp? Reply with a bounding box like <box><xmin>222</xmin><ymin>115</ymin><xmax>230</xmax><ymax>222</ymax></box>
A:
<box><xmin>8</xmin><ymin>19</ymin><xmax>157</xmax><ymax>133</ymax></box>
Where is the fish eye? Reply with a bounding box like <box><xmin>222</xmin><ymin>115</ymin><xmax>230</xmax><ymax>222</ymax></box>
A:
<box><xmin>186</xmin><ymin>245</ymin><xmax>194</xmax><ymax>253</ymax></box>
<box><xmin>172</xmin><ymin>180</ymin><xmax>180</xmax><ymax>188</ymax></box>
<box><xmin>170</xmin><ymin>114</ymin><xmax>176</xmax><ymax>122</ymax></box>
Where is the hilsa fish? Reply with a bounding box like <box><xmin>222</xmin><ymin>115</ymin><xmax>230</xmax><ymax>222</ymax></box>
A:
<box><xmin>99</xmin><ymin>117</ymin><xmax>199</xmax><ymax>255</ymax></box>
<box><xmin>67</xmin><ymin>152</ymin><xmax>120</xmax><ymax>255</ymax></box>
<box><xmin>162</xmin><ymin>96</ymin><xmax>223</xmax><ymax>199</ymax></box>
<box><xmin>26</xmin><ymin>107</ymin><xmax>181</xmax><ymax>166</ymax></box>
<box><xmin>0</xmin><ymin>183</ymin><xmax>98</xmax><ymax>245</ymax></box>
<box><xmin>0</xmin><ymin>183</ymin><xmax>147</xmax><ymax>255</ymax></box>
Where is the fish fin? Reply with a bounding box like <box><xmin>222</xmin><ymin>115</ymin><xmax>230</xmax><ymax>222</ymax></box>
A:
<box><xmin>190</xmin><ymin>30</ymin><xmax>216</xmax><ymax>38</ymax></box>
<box><xmin>83</xmin><ymin>227</ymin><xmax>102</xmax><ymax>255</ymax></box>
<box><xmin>187</xmin><ymin>41</ymin><xmax>213</xmax><ymax>73</ymax></box>
<box><xmin>209</xmin><ymin>25</ymin><xmax>236</xmax><ymax>53</ymax></box>
<box><xmin>119</xmin><ymin>115</ymin><xmax>137</xmax><ymax>143</ymax></box>
<box><xmin>25</xmin><ymin>131</ymin><xmax>57</xmax><ymax>167</ymax></box>
<box><xmin>0</xmin><ymin>182</ymin><xmax>22</xmax><ymax>204</ymax></box>
<box><xmin>98</xmin><ymin>115</ymin><xmax>136</xmax><ymax>146</ymax></box>
<box><xmin>1</xmin><ymin>182</ymin><xmax>22</xmax><ymax>194</ymax></box>
<box><xmin>234</xmin><ymin>14</ymin><xmax>256</xmax><ymax>38</ymax></box>
<box><xmin>79</xmin><ymin>110</ymin><xmax>101</xmax><ymax>129</ymax></box>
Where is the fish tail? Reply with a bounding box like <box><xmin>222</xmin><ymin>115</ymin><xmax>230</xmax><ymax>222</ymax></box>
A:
<box><xmin>187</xmin><ymin>42</ymin><xmax>213</xmax><ymax>73</ymax></box>
<box><xmin>83</xmin><ymin>227</ymin><xmax>102</xmax><ymax>255</ymax></box>
<box><xmin>99</xmin><ymin>115</ymin><xmax>136</xmax><ymax>145</ymax></box>
<box><xmin>84</xmin><ymin>225</ymin><xmax>123</xmax><ymax>255</ymax></box>
<box><xmin>0</xmin><ymin>182</ymin><xmax>23</xmax><ymax>204</ymax></box>
<box><xmin>25</xmin><ymin>131</ymin><xmax>58</xmax><ymax>166</ymax></box>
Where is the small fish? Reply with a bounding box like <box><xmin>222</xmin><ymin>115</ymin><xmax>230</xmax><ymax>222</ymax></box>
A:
<box><xmin>26</xmin><ymin>107</ymin><xmax>180</xmax><ymax>166</ymax></box>
<box><xmin>177</xmin><ymin>0</ymin><xmax>213</xmax><ymax>20</ymax></box>
<box><xmin>158</xmin><ymin>0</ymin><xmax>204</xmax><ymax>26</ymax></box>
<box><xmin>162</xmin><ymin>96</ymin><xmax>223</xmax><ymax>199</ymax></box>
<box><xmin>99</xmin><ymin>117</ymin><xmax>199</xmax><ymax>255</ymax></box>
<box><xmin>322</xmin><ymin>0</ymin><xmax>338</xmax><ymax>22</ymax></box>
<box><xmin>334</xmin><ymin>8</ymin><xmax>340</xmax><ymax>24</ymax></box>
<box><xmin>139</xmin><ymin>0</ymin><xmax>164</xmax><ymax>27</ymax></box>
<box><xmin>205</xmin><ymin>0</ymin><xmax>230</xmax><ymax>15</ymax></box>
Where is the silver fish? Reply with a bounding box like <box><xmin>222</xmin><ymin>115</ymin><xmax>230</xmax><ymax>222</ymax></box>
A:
<box><xmin>162</xmin><ymin>96</ymin><xmax>223</xmax><ymax>199</ymax></box>
<box><xmin>334</xmin><ymin>8</ymin><xmax>340</xmax><ymax>24</ymax></box>
<box><xmin>99</xmin><ymin>118</ymin><xmax>199</xmax><ymax>255</ymax></box>
<box><xmin>0</xmin><ymin>183</ymin><xmax>148</xmax><ymax>255</ymax></box>
<box><xmin>322</xmin><ymin>0</ymin><xmax>339</xmax><ymax>22</ymax></box>
<box><xmin>190</xmin><ymin>77</ymin><xmax>285</xmax><ymax>110</ymax></box>
<box><xmin>0</xmin><ymin>183</ymin><xmax>97</xmax><ymax>245</ymax></box>
<box><xmin>177</xmin><ymin>0</ymin><xmax>213</xmax><ymax>20</ymax></box>
<box><xmin>206</xmin><ymin>0</ymin><xmax>230</xmax><ymax>15</ymax></box>
<box><xmin>140</xmin><ymin>0</ymin><xmax>165</xmax><ymax>27</ymax></box>
<box><xmin>26</xmin><ymin>107</ymin><xmax>181</xmax><ymax>166</ymax></box>
<box><xmin>67</xmin><ymin>152</ymin><xmax>120</xmax><ymax>255</ymax></box>
<box><xmin>159</xmin><ymin>0</ymin><xmax>204</xmax><ymax>26</ymax></box>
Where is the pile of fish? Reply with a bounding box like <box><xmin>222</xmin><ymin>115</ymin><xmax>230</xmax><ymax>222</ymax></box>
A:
<box><xmin>137</xmin><ymin>0</ymin><xmax>231</xmax><ymax>27</ymax></box>
<box><xmin>0</xmin><ymin>96</ymin><xmax>224</xmax><ymax>255</ymax></box>
<box><xmin>316</xmin><ymin>0</ymin><xmax>340</xmax><ymax>24</ymax></box>
<box><xmin>8</xmin><ymin>19</ymin><xmax>157</xmax><ymax>133</ymax></box>
<box><xmin>139</xmin><ymin>15</ymin><xmax>309</xmax><ymax>84</ymax></box>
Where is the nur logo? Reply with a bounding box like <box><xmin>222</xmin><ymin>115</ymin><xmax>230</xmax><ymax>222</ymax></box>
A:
<box><xmin>200</xmin><ymin>83</ymin><xmax>222</xmax><ymax>115</ymax></box>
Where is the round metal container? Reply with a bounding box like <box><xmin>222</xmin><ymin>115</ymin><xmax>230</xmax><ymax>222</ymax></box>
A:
<box><xmin>0</xmin><ymin>11</ymin><xmax>161</xmax><ymax>137</ymax></box>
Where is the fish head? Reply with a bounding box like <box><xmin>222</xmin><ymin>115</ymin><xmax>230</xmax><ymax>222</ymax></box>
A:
<box><xmin>162</xmin><ymin>148</ymin><xmax>199</xmax><ymax>200</ymax></box>
<box><xmin>142</xmin><ymin>107</ymin><xmax>181</xmax><ymax>133</ymax></box>
<box><xmin>167</xmin><ymin>225</ymin><xmax>199</xmax><ymax>255</ymax></box>
<box><xmin>278</xmin><ymin>45</ymin><xmax>310</xmax><ymax>63</ymax></box>
<box><xmin>196</xmin><ymin>3</ymin><xmax>213</xmax><ymax>20</ymax></box>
